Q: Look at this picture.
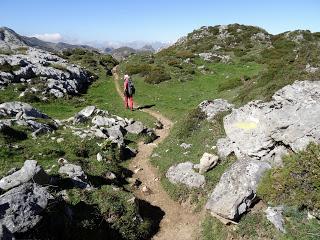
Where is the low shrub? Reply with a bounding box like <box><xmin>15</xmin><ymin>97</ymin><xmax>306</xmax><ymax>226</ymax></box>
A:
<box><xmin>257</xmin><ymin>143</ymin><xmax>320</xmax><ymax>210</ymax></box>
<box><xmin>124</xmin><ymin>63</ymin><xmax>152</xmax><ymax>76</ymax></box>
<box><xmin>176</xmin><ymin>50</ymin><xmax>195</xmax><ymax>59</ymax></box>
<box><xmin>144</xmin><ymin>67</ymin><xmax>171</xmax><ymax>84</ymax></box>
<box><xmin>0</xmin><ymin>62</ymin><xmax>21</xmax><ymax>73</ymax></box>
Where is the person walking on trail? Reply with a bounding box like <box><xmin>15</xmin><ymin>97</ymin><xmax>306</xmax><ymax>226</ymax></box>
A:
<box><xmin>123</xmin><ymin>74</ymin><xmax>135</xmax><ymax>111</ymax></box>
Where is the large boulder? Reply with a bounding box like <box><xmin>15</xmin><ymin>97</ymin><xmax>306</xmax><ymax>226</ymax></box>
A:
<box><xmin>199</xmin><ymin>99</ymin><xmax>234</xmax><ymax>120</ymax></box>
<box><xmin>0</xmin><ymin>183</ymin><xmax>52</xmax><ymax>234</ymax></box>
<box><xmin>205</xmin><ymin>159</ymin><xmax>270</xmax><ymax>220</ymax></box>
<box><xmin>166</xmin><ymin>162</ymin><xmax>205</xmax><ymax>188</ymax></box>
<box><xmin>0</xmin><ymin>160</ymin><xmax>49</xmax><ymax>191</ymax></box>
<box><xmin>0</xmin><ymin>101</ymin><xmax>49</xmax><ymax>119</ymax></box>
<box><xmin>217</xmin><ymin>81</ymin><xmax>320</xmax><ymax>165</ymax></box>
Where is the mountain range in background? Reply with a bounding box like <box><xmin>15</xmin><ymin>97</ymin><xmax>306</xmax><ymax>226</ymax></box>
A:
<box><xmin>0</xmin><ymin>27</ymin><xmax>170</xmax><ymax>61</ymax></box>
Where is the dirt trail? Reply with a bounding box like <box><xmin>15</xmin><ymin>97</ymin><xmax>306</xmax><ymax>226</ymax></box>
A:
<box><xmin>112</xmin><ymin>67</ymin><xmax>203</xmax><ymax>240</ymax></box>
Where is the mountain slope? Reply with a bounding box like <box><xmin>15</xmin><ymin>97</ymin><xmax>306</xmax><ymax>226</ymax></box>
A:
<box><xmin>0</xmin><ymin>27</ymin><xmax>97</xmax><ymax>53</ymax></box>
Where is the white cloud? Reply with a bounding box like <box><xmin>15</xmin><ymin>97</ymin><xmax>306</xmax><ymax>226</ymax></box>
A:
<box><xmin>31</xmin><ymin>33</ymin><xmax>63</xmax><ymax>43</ymax></box>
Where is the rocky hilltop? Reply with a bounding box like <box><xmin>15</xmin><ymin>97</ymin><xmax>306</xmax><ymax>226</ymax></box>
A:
<box><xmin>0</xmin><ymin>27</ymin><xmax>97</xmax><ymax>53</ymax></box>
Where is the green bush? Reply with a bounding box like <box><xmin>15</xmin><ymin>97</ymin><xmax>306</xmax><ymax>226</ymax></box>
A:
<box><xmin>176</xmin><ymin>50</ymin><xmax>195</xmax><ymax>59</ymax></box>
<box><xmin>0</xmin><ymin>62</ymin><xmax>21</xmax><ymax>73</ymax></box>
<box><xmin>258</xmin><ymin>143</ymin><xmax>320</xmax><ymax>210</ymax></box>
<box><xmin>144</xmin><ymin>67</ymin><xmax>171</xmax><ymax>84</ymax></box>
<box><xmin>20</xmin><ymin>92</ymin><xmax>41</xmax><ymax>103</ymax></box>
<box><xmin>124</xmin><ymin>63</ymin><xmax>152</xmax><ymax>76</ymax></box>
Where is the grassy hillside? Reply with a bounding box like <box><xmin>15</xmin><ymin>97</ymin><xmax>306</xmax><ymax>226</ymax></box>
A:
<box><xmin>117</xmin><ymin>24</ymin><xmax>320</xmax><ymax>239</ymax></box>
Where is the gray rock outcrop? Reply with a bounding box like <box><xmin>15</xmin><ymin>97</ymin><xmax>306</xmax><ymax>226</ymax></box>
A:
<box><xmin>0</xmin><ymin>46</ymin><xmax>93</xmax><ymax>97</ymax></box>
<box><xmin>206</xmin><ymin>159</ymin><xmax>270</xmax><ymax>220</ymax></box>
<box><xmin>0</xmin><ymin>101</ymin><xmax>49</xmax><ymax>119</ymax></box>
<box><xmin>0</xmin><ymin>160</ymin><xmax>49</xmax><ymax>191</ymax></box>
<box><xmin>217</xmin><ymin>81</ymin><xmax>320</xmax><ymax>165</ymax></box>
<box><xmin>0</xmin><ymin>183</ymin><xmax>52</xmax><ymax>234</ymax></box>
<box><xmin>166</xmin><ymin>162</ymin><xmax>205</xmax><ymax>188</ymax></box>
<box><xmin>199</xmin><ymin>99</ymin><xmax>233</xmax><ymax>120</ymax></box>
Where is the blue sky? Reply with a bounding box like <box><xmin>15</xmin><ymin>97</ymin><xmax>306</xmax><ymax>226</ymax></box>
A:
<box><xmin>1</xmin><ymin>0</ymin><xmax>319</xmax><ymax>44</ymax></box>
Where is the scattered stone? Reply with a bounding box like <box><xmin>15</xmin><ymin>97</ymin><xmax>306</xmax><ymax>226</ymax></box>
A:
<box><xmin>57</xmin><ymin>158</ymin><xmax>68</xmax><ymax>166</ymax></box>
<box><xmin>78</xmin><ymin>106</ymin><xmax>96</xmax><ymax>117</ymax></box>
<box><xmin>96</xmin><ymin>152</ymin><xmax>103</xmax><ymax>161</ymax></box>
<box><xmin>104</xmin><ymin>172</ymin><xmax>116</xmax><ymax>180</ymax></box>
<box><xmin>141</xmin><ymin>185</ymin><xmax>152</xmax><ymax>194</ymax></box>
<box><xmin>199</xmin><ymin>99</ymin><xmax>234</xmax><ymax>120</ymax></box>
<box><xmin>58</xmin><ymin>163</ymin><xmax>90</xmax><ymax>189</ymax></box>
<box><xmin>265</xmin><ymin>206</ymin><xmax>286</xmax><ymax>233</ymax></box>
<box><xmin>180</xmin><ymin>143</ymin><xmax>192</xmax><ymax>149</ymax></box>
<box><xmin>56</xmin><ymin>137</ymin><xmax>64</xmax><ymax>143</ymax></box>
<box><xmin>151</xmin><ymin>153</ymin><xmax>160</xmax><ymax>158</ymax></box>
<box><xmin>206</xmin><ymin>159</ymin><xmax>271</xmax><ymax>220</ymax></box>
<box><xmin>198</xmin><ymin>153</ymin><xmax>219</xmax><ymax>174</ymax></box>
<box><xmin>154</xmin><ymin>120</ymin><xmax>164</xmax><ymax>129</ymax></box>
<box><xmin>134</xmin><ymin>168</ymin><xmax>143</xmax><ymax>174</ymax></box>
<box><xmin>0</xmin><ymin>160</ymin><xmax>49</xmax><ymax>191</ymax></box>
<box><xmin>166</xmin><ymin>162</ymin><xmax>205</xmax><ymax>188</ymax></box>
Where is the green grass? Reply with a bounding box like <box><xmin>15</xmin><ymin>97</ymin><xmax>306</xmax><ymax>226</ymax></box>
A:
<box><xmin>257</xmin><ymin>143</ymin><xmax>320</xmax><ymax>211</ymax></box>
<box><xmin>150</xmin><ymin>110</ymin><xmax>236</xmax><ymax>206</ymax></box>
<box><xmin>125</xmin><ymin>62</ymin><xmax>262</xmax><ymax>121</ymax></box>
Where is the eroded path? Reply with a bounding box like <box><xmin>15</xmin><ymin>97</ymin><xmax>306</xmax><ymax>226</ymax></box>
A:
<box><xmin>112</xmin><ymin>67</ymin><xmax>203</xmax><ymax>240</ymax></box>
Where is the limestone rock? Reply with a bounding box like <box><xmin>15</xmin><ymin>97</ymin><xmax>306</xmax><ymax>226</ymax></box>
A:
<box><xmin>198</xmin><ymin>153</ymin><xmax>219</xmax><ymax>174</ymax></box>
<box><xmin>166</xmin><ymin>162</ymin><xmax>205</xmax><ymax>188</ymax></box>
<box><xmin>265</xmin><ymin>206</ymin><xmax>286</xmax><ymax>233</ymax></box>
<box><xmin>206</xmin><ymin>159</ymin><xmax>271</xmax><ymax>220</ymax></box>
<box><xmin>217</xmin><ymin>81</ymin><xmax>320</xmax><ymax>165</ymax></box>
<box><xmin>125</xmin><ymin>121</ymin><xmax>144</xmax><ymax>134</ymax></box>
<box><xmin>199</xmin><ymin>99</ymin><xmax>234</xmax><ymax>120</ymax></box>
<box><xmin>0</xmin><ymin>160</ymin><xmax>49</xmax><ymax>191</ymax></box>
<box><xmin>0</xmin><ymin>101</ymin><xmax>49</xmax><ymax>119</ymax></box>
<box><xmin>0</xmin><ymin>183</ymin><xmax>52</xmax><ymax>234</ymax></box>
<box><xmin>58</xmin><ymin>163</ymin><xmax>90</xmax><ymax>189</ymax></box>
<box><xmin>78</xmin><ymin>105</ymin><xmax>96</xmax><ymax>117</ymax></box>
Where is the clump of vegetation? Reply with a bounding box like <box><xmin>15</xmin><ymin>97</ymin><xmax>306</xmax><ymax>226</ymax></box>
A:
<box><xmin>0</xmin><ymin>62</ymin><xmax>21</xmax><ymax>73</ymax></box>
<box><xmin>0</xmin><ymin>125</ymin><xmax>28</xmax><ymax>143</ymax></box>
<box><xmin>125</xmin><ymin>63</ymin><xmax>152</xmax><ymax>76</ymax></box>
<box><xmin>258</xmin><ymin>143</ymin><xmax>320</xmax><ymax>210</ymax></box>
<box><xmin>20</xmin><ymin>92</ymin><xmax>41</xmax><ymax>102</ymax></box>
<box><xmin>66</xmin><ymin>186</ymin><xmax>155</xmax><ymax>240</ymax></box>
<box><xmin>49</xmin><ymin>63</ymin><xmax>68</xmax><ymax>72</ymax></box>
<box><xmin>144</xmin><ymin>67</ymin><xmax>171</xmax><ymax>84</ymax></box>
<box><xmin>16</xmin><ymin>46</ymin><xmax>28</xmax><ymax>54</ymax></box>
<box><xmin>176</xmin><ymin>107</ymin><xmax>206</xmax><ymax>138</ymax></box>
<box><xmin>0</xmin><ymin>48</ymin><xmax>14</xmax><ymax>55</ymax></box>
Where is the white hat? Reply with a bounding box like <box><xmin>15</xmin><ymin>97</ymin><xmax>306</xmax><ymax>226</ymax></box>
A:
<box><xmin>124</xmin><ymin>74</ymin><xmax>129</xmax><ymax>80</ymax></box>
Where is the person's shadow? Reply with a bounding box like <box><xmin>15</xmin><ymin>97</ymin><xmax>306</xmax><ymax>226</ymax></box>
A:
<box><xmin>137</xmin><ymin>104</ymin><xmax>155</xmax><ymax>110</ymax></box>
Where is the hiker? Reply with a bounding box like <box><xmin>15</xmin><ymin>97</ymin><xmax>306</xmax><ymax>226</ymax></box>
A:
<box><xmin>123</xmin><ymin>74</ymin><xmax>135</xmax><ymax>111</ymax></box>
